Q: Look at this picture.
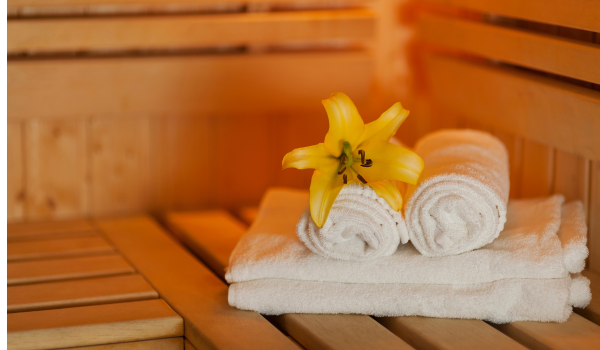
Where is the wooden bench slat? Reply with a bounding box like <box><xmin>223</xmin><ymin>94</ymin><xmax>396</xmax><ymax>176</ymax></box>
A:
<box><xmin>426</xmin><ymin>54</ymin><xmax>600</xmax><ymax>161</ymax></box>
<box><xmin>423</xmin><ymin>0</ymin><xmax>600</xmax><ymax>33</ymax></box>
<box><xmin>8</xmin><ymin>219</ymin><xmax>95</xmax><ymax>240</ymax></box>
<box><xmin>8</xmin><ymin>253</ymin><xmax>134</xmax><ymax>285</ymax></box>
<box><xmin>62</xmin><ymin>338</ymin><xmax>184</xmax><ymax>350</ymax></box>
<box><xmin>8</xmin><ymin>235</ymin><xmax>115</xmax><ymax>261</ymax></box>
<box><xmin>166</xmin><ymin>210</ymin><xmax>415</xmax><ymax>350</ymax></box>
<box><xmin>8</xmin><ymin>52</ymin><xmax>372</xmax><ymax>120</ymax></box>
<box><xmin>377</xmin><ymin>317</ymin><xmax>527</xmax><ymax>350</ymax></box>
<box><xmin>8</xmin><ymin>274</ymin><xmax>158</xmax><ymax>313</ymax></box>
<box><xmin>493</xmin><ymin>313</ymin><xmax>600</xmax><ymax>350</ymax></box>
<box><xmin>577</xmin><ymin>270</ymin><xmax>600</xmax><ymax>325</ymax></box>
<box><xmin>7</xmin><ymin>9</ymin><xmax>374</xmax><ymax>54</ymax></box>
<box><xmin>8</xmin><ymin>299</ymin><xmax>183</xmax><ymax>350</ymax></box>
<box><xmin>418</xmin><ymin>14</ymin><xmax>600</xmax><ymax>85</ymax></box>
<box><xmin>95</xmin><ymin>215</ymin><xmax>300</xmax><ymax>350</ymax></box>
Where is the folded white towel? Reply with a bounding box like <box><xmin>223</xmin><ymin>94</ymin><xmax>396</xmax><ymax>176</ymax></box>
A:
<box><xmin>226</xmin><ymin>188</ymin><xmax>590</xmax><ymax>323</ymax></box>
<box><xmin>404</xmin><ymin>129</ymin><xmax>510</xmax><ymax>256</ymax></box>
<box><xmin>297</xmin><ymin>183</ymin><xmax>408</xmax><ymax>261</ymax></box>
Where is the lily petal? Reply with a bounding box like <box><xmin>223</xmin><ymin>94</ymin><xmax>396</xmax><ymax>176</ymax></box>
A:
<box><xmin>310</xmin><ymin>169</ymin><xmax>345</xmax><ymax>227</ymax></box>
<box><xmin>357</xmin><ymin>141</ymin><xmax>424</xmax><ymax>185</ymax></box>
<box><xmin>282</xmin><ymin>143</ymin><xmax>337</xmax><ymax>172</ymax></box>
<box><xmin>322</xmin><ymin>92</ymin><xmax>365</xmax><ymax>156</ymax></box>
<box><xmin>358</xmin><ymin>102</ymin><xmax>409</xmax><ymax>147</ymax></box>
<box><xmin>367</xmin><ymin>180</ymin><xmax>403</xmax><ymax>211</ymax></box>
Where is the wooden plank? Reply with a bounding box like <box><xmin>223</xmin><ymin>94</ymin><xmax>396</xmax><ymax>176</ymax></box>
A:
<box><xmin>377</xmin><ymin>316</ymin><xmax>527</xmax><ymax>350</ymax></box>
<box><xmin>8</xmin><ymin>9</ymin><xmax>374</xmax><ymax>54</ymax></box>
<box><xmin>8</xmin><ymin>253</ymin><xmax>134</xmax><ymax>285</ymax></box>
<box><xmin>8</xmin><ymin>219</ymin><xmax>96</xmax><ymax>241</ymax></box>
<box><xmin>553</xmin><ymin>150</ymin><xmax>590</xmax><ymax>206</ymax></box>
<box><xmin>590</xmin><ymin>160</ymin><xmax>600</xmax><ymax>273</ymax></box>
<box><xmin>520</xmin><ymin>139</ymin><xmax>554</xmax><ymax>198</ymax></box>
<box><xmin>493</xmin><ymin>313</ymin><xmax>600</xmax><ymax>350</ymax></box>
<box><xmin>183</xmin><ymin>339</ymin><xmax>197</xmax><ymax>350</ymax></box>
<box><xmin>8</xmin><ymin>52</ymin><xmax>372</xmax><ymax>120</ymax></box>
<box><xmin>8</xmin><ymin>274</ymin><xmax>158</xmax><ymax>313</ymax></box>
<box><xmin>237</xmin><ymin>206</ymin><xmax>259</xmax><ymax>226</ymax></box>
<box><xmin>63</xmin><ymin>338</ymin><xmax>184</xmax><ymax>350</ymax></box>
<box><xmin>8</xmin><ymin>236</ymin><xmax>114</xmax><ymax>261</ymax></box>
<box><xmin>426</xmin><ymin>55</ymin><xmax>600</xmax><ymax>160</ymax></box>
<box><xmin>164</xmin><ymin>210</ymin><xmax>413</xmax><ymax>350</ymax></box>
<box><xmin>95</xmin><ymin>216</ymin><xmax>299</xmax><ymax>350</ymax></box>
<box><xmin>577</xmin><ymin>270</ymin><xmax>600</xmax><ymax>326</ymax></box>
<box><xmin>24</xmin><ymin>119</ymin><xmax>88</xmax><ymax>220</ymax></box>
<box><xmin>166</xmin><ymin>210</ymin><xmax>247</xmax><ymax>277</ymax></box>
<box><xmin>423</xmin><ymin>0</ymin><xmax>600</xmax><ymax>33</ymax></box>
<box><xmin>8</xmin><ymin>121</ymin><xmax>24</xmax><ymax>221</ymax></box>
<box><xmin>151</xmin><ymin>117</ymin><xmax>215</xmax><ymax>212</ymax></box>
<box><xmin>418</xmin><ymin>14</ymin><xmax>600</xmax><ymax>85</ymax></box>
<box><xmin>90</xmin><ymin>119</ymin><xmax>149</xmax><ymax>216</ymax></box>
<box><xmin>8</xmin><ymin>299</ymin><xmax>183</xmax><ymax>350</ymax></box>
<box><xmin>492</xmin><ymin>130</ymin><xmax>522</xmax><ymax>199</ymax></box>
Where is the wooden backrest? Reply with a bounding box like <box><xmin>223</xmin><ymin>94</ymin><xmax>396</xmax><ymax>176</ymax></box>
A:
<box><xmin>406</xmin><ymin>0</ymin><xmax>600</xmax><ymax>272</ymax></box>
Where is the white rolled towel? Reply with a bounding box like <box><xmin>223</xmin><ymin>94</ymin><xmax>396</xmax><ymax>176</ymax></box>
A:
<box><xmin>297</xmin><ymin>183</ymin><xmax>408</xmax><ymax>261</ymax></box>
<box><xmin>405</xmin><ymin>129</ymin><xmax>510</xmax><ymax>257</ymax></box>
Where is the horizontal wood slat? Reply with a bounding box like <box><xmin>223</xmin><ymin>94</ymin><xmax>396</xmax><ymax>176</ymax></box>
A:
<box><xmin>7</xmin><ymin>299</ymin><xmax>183</xmax><ymax>350</ymax></box>
<box><xmin>164</xmin><ymin>210</ymin><xmax>414</xmax><ymax>350</ymax></box>
<box><xmin>493</xmin><ymin>314</ymin><xmax>600</xmax><ymax>350</ymax></box>
<box><xmin>377</xmin><ymin>316</ymin><xmax>527</xmax><ymax>350</ymax></box>
<box><xmin>8</xmin><ymin>274</ymin><xmax>158</xmax><ymax>313</ymax></box>
<box><xmin>65</xmin><ymin>338</ymin><xmax>184</xmax><ymax>350</ymax></box>
<box><xmin>8</xmin><ymin>253</ymin><xmax>135</xmax><ymax>285</ymax></box>
<box><xmin>8</xmin><ymin>52</ymin><xmax>372</xmax><ymax>120</ymax></box>
<box><xmin>577</xmin><ymin>270</ymin><xmax>600</xmax><ymax>325</ymax></box>
<box><xmin>95</xmin><ymin>216</ymin><xmax>300</xmax><ymax>350</ymax></box>
<box><xmin>8</xmin><ymin>219</ymin><xmax>96</xmax><ymax>241</ymax></box>
<box><xmin>426</xmin><ymin>54</ymin><xmax>600</xmax><ymax>160</ymax></box>
<box><xmin>423</xmin><ymin>0</ymin><xmax>600</xmax><ymax>33</ymax></box>
<box><xmin>8</xmin><ymin>236</ymin><xmax>114</xmax><ymax>261</ymax></box>
<box><xmin>418</xmin><ymin>14</ymin><xmax>600</xmax><ymax>85</ymax></box>
<box><xmin>8</xmin><ymin>9</ymin><xmax>375</xmax><ymax>54</ymax></box>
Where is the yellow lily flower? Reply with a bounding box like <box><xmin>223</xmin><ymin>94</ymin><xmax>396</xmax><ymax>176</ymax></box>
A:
<box><xmin>282</xmin><ymin>92</ymin><xmax>424</xmax><ymax>227</ymax></box>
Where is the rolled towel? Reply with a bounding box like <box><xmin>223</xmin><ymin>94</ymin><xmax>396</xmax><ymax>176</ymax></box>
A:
<box><xmin>297</xmin><ymin>183</ymin><xmax>408</xmax><ymax>261</ymax></box>
<box><xmin>404</xmin><ymin>129</ymin><xmax>510</xmax><ymax>257</ymax></box>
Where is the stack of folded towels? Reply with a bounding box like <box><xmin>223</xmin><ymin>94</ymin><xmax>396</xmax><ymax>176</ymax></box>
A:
<box><xmin>226</xmin><ymin>129</ymin><xmax>592</xmax><ymax>323</ymax></box>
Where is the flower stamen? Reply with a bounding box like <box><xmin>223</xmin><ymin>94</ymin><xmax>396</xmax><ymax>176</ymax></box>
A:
<box><xmin>360</xmin><ymin>159</ymin><xmax>373</xmax><ymax>168</ymax></box>
<box><xmin>343</xmin><ymin>174</ymin><xmax>348</xmax><ymax>184</ymax></box>
<box><xmin>337</xmin><ymin>167</ymin><xmax>346</xmax><ymax>175</ymax></box>
<box><xmin>357</xmin><ymin>174</ymin><xmax>368</xmax><ymax>184</ymax></box>
<box><xmin>358</xmin><ymin>150</ymin><xmax>365</xmax><ymax>164</ymax></box>
<box><xmin>340</xmin><ymin>155</ymin><xmax>347</xmax><ymax>165</ymax></box>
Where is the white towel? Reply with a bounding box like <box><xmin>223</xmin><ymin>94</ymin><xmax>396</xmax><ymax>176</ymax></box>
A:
<box><xmin>226</xmin><ymin>188</ymin><xmax>590</xmax><ymax>323</ymax></box>
<box><xmin>404</xmin><ymin>129</ymin><xmax>510</xmax><ymax>257</ymax></box>
<box><xmin>297</xmin><ymin>183</ymin><xmax>408</xmax><ymax>262</ymax></box>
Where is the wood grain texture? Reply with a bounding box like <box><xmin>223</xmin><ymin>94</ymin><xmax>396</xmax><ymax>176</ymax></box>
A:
<box><xmin>165</xmin><ymin>210</ymin><xmax>412</xmax><ymax>350</ymax></box>
<box><xmin>8</xmin><ymin>121</ymin><xmax>24</xmax><ymax>221</ymax></box>
<box><xmin>151</xmin><ymin>117</ymin><xmax>215</xmax><ymax>212</ymax></box>
<box><xmin>166</xmin><ymin>210</ymin><xmax>247</xmax><ymax>277</ymax></box>
<box><xmin>8</xmin><ymin>253</ymin><xmax>134</xmax><ymax>286</ymax></box>
<box><xmin>377</xmin><ymin>316</ymin><xmax>526</xmax><ymax>350</ymax></box>
<box><xmin>8</xmin><ymin>219</ymin><xmax>95</xmax><ymax>241</ymax></box>
<box><xmin>95</xmin><ymin>216</ymin><xmax>299</xmax><ymax>350</ymax></box>
<box><xmin>7</xmin><ymin>236</ymin><xmax>114</xmax><ymax>261</ymax></box>
<box><xmin>493</xmin><ymin>314</ymin><xmax>600</xmax><ymax>350</ymax></box>
<box><xmin>590</xmin><ymin>160</ymin><xmax>600</xmax><ymax>272</ymax></box>
<box><xmin>24</xmin><ymin>119</ymin><xmax>88</xmax><ymax>220</ymax></box>
<box><xmin>7</xmin><ymin>9</ymin><xmax>374</xmax><ymax>54</ymax></box>
<box><xmin>520</xmin><ymin>139</ymin><xmax>554</xmax><ymax>198</ymax></box>
<box><xmin>426</xmin><ymin>55</ymin><xmax>600</xmax><ymax>161</ymax></box>
<box><xmin>90</xmin><ymin>119</ymin><xmax>149</xmax><ymax>216</ymax></box>
<box><xmin>423</xmin><ymin>0</ymin><xmax>600</xmax><ymax>33</ymax></box>
<box><xmin>577</xmin><ymin>270</ymin><xmax>600</xmax><ymax>326</ymax></box>
<box><xmin>8</xmin><ymin>52</ymin><xmax>372</xmax><ymax>120</ymax></box>
<box><xmin>492</xmin><ymin>130</ymin><xmax>523</xmax><ymax>199</ymax></box>
<box><xmin>183</xmin><ymin>339</ymin><xmax>197</xmax><ymax>350</ymax></box>
<box><xmin>63</xmin><ymin>338</ymin><xmax>184</xmax><ymax>350</ymax></box>
<box><xmin>418</xmin><ymin>14</ymin><xmax>600</xmax><ymax>84</ymax></box>
<box><xmin>8</xmin><ymin>274</ymin><xmax>158</xmax><ymax>313</ymax></box>
<box><xmin>8</xmin><ymin>299</ymin><xmax>183</xmax><ymax>350</ymax></box>
<box><xmin>553</xmin><ymin>149</ymin><xmax>589</xmax><ymax>207</ymax></box>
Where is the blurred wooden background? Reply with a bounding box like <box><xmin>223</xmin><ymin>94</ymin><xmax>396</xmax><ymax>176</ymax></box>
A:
<box><xmin>7</xmin><ymin>0</ymin><xmax>600</xmax><ymax>272</ymax></box>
